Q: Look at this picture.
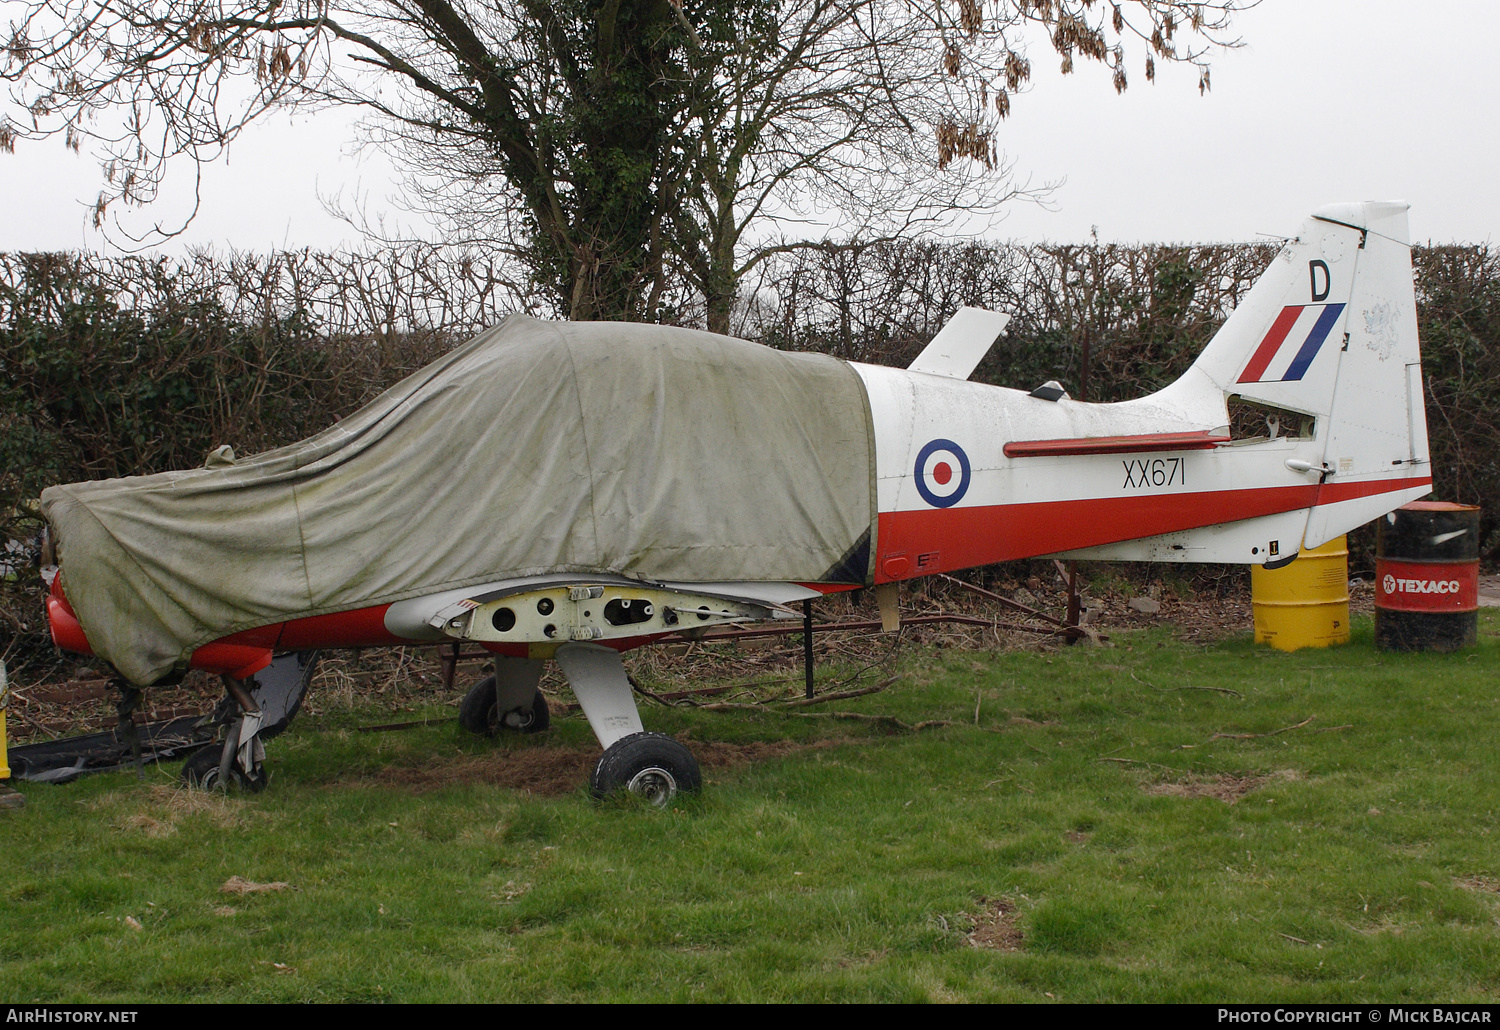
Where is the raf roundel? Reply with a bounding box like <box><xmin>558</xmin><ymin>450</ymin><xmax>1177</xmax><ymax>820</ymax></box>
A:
<box><xmin>913</xmin><ymin>439</ymin><xmax>972</xmax><ymax>509</ymax></box>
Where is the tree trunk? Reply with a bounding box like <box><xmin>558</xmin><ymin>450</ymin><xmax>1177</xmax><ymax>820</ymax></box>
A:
<box><xmin>705</xmin><ymin>284</ymin><xmax>734</xmax><ymax>336</ymax></box>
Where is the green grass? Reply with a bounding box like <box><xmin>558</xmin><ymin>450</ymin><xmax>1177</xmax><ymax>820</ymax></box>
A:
<box><xmin>4</xmin><ymin>613</ymin><xmax>1500</xmax><ymax>1002</ymax></box>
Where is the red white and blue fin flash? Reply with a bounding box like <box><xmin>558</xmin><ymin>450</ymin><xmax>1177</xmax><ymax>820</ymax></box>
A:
<box><xmin>1237</xmin><ymin>304</ymin><xmax>1346</xmax><ymax>384</ymax></box>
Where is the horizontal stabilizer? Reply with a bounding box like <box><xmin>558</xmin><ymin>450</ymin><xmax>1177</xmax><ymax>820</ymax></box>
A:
<box><xmin>909</xmin><ymin>307</ymin><xmax>1011</xmax><ymax>380</ymax></box>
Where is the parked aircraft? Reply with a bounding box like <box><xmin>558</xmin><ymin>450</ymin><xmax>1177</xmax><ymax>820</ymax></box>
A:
<box><xmin>40</xmin><ymin>201</ymin><xmax>1431</xmax><ymax>802</ymax></box>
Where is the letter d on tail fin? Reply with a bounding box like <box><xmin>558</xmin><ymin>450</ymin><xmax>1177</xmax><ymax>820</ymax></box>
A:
<box><xmin>1187</xmin><ymin>205</ymin><xmax>1369</xmax><ymax>414</ymax></box>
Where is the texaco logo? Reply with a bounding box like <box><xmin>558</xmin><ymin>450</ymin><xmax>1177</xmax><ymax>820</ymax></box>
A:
<box><xmin>913</xmin><ymin>439</ymin><xmax>971</xmax><ymax>509</ymax></box>
<box><xmin>1384</xmin><ymin>574</ymin><xmax>1463</xmax><ymax>595</ymax></box>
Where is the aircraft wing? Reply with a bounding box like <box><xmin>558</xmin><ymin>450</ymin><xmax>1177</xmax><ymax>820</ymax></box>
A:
<box><xmin>908</xmin><ymin>307</ymin><xmax>1011</xmax><ymax>380</ymax></box>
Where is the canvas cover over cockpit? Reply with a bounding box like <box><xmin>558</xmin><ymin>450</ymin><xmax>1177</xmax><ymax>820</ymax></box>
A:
<box><xmin>40</xmin><ymin>315</ymin><xmax>877</xmax><ymax>685</ymax></box>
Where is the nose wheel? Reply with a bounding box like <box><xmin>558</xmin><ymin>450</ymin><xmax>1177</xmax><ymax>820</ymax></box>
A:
<box><xmin>181</xmin><ymin>741</ymin><xmax>266</xmax><ymax>792</ymax></box>
<box><xmin>179</xmin><ymin>653</ymin><xmax>317</xmax><ymax>792</ymax></box>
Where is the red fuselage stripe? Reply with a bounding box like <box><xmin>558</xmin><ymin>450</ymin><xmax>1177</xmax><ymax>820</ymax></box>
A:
<box><xmin>1316</xmin><ymin>476</ymin><xmax>1432</xmax><ymax>504</ymax></box>
<box><xmin>275</xmin><ymin>605</ymin><xmax>401</xmax><ymax>649</ymax></box>
<box><xmin>203</xmin><ymin>605</ymin><xmax>400</xmax><ymax>654</ymax></box>
<box><xmin>875</xmin><ymin>476</ymin><xmax>1430</xmax><ymax>582</ymax></box>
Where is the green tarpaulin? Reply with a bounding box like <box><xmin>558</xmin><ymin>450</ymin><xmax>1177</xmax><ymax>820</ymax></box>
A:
<box><xmin>42</xmin><ymin>316</ymin><xmax>876</xmax><ymax>685</ymax></box>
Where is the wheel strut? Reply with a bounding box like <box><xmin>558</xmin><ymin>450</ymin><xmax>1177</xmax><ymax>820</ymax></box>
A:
<box><xmin>554</xmin><ymin>643</ymin><xmax>700</xmax><ymax>805</ymax></box>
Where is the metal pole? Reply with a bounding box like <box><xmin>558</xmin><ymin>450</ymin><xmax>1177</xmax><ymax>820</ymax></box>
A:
<box><xmin>0</xmin><ymin>660</ymin><xmax>9</xmax><ymax>781</ymax></box>
<box><xmin>440</xmin><ymin>640</ymin><xmax>459</xmax><ymax>689</ymax></box>
<box><xmin>802</xmin><ymin>598</ymin><xmax>815</xmax><ymax>699</ymax></box>
<box><xmin>1065</xmin><ymin>561</ymin><xmax>1082</xmax><ymax>645</ymax></box>
<box><xmin>1065</xmin><ymin>285</ymin><xmax>1094</xmax><ymax>646</ymax></box>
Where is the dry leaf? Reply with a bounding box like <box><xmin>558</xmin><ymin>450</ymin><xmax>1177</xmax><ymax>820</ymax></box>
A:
<box><xmin>221</xmin><ymin>876</ymin><xmax>292</xmax><ymax>894</ymax></box>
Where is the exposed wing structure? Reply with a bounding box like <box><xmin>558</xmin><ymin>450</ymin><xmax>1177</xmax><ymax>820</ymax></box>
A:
<box><xmin>395</xmin><ymin>574</ymin><xmax>816</xmax><ymax>654</ymax></box>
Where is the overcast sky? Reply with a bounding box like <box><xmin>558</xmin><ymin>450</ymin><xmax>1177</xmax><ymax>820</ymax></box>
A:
<box><xmin>1</xmin><ymin>0</ymin><xmax>1494</xmax><ymax>253</ymax></box>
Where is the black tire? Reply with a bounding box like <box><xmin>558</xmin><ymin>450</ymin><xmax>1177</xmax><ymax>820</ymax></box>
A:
<box><xmin>590</xmin><ymin>732</ymin><xmax>701</xmax><ymax>806</ymax></box>
<box><xmin>458</xmin><ymin>676</ymin><xmax>550</xmax><ymax>737</ymax></box>
<box><xmin>180</xmin><ymin>746</ymin><xmax>222</xmax><ymax>788</ymax></box>
<box><xmin>180</xmin><ymin>743</ymin><xmax>267</xmax><ymax>793</ymax></box>
<box><xmin>457</xmin><ymin>676</ymin><xmax>496</xmax><ymax>735</ymax></box>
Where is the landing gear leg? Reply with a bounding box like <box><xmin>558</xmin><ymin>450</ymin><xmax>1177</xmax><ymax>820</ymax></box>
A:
<box><xmin>458</xmin><ymin>658</ymin><xmax>549</xmax><ymax>736</ymax></box>
<box><xmin>180</xmin><ymin>652</ymin><xmax>316</xmax><ymax>790</ymax></box>
<box><xmin>183</xmin><ymin>674</ymin><xmax>266</xmax><ymax>792</ymax></box>
<box><xmin>554</xmin><ymin>643</ymin><xmax>701</xmax><ymax>806</ymax></box>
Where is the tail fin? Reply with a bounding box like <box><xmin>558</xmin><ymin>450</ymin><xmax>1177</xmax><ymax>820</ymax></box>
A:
<box><xmin>1180</xmin><ymin>201</ymin><xmax>1431</xmax><ymax>548</ymax></box>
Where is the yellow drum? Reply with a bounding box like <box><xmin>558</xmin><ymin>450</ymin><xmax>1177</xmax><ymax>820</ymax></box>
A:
<box><xmin>0</xmin><ymin>660</ymin><xmax>9</xmax><ymax>780</ymax></box>
<box><xmin>1251</xmin><ymin>536</ymin><xmax>1350</xmax><ymax>652</ymax></box>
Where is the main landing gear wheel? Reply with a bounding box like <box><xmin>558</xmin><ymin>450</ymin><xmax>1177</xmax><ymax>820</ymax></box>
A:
<box><xmin>180</xmin><ymin>744</ymin><xmax>267</xmax><ymax>793</ymax></box>
<box><xmin>590</xmin><ymin>732</ymin><xmax>701</xmax><ymax>807</ymax></box>
<box><xmin>458</xmin><ymin>675</ymin><xmax>551</xmax><ymax>737</ymax></box>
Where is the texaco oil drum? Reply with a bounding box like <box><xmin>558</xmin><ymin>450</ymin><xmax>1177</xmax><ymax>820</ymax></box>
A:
<box><xmin>1375</xmin><ymin>501</ymin><xmax>1481</xmax><ymax>652</ymax></box>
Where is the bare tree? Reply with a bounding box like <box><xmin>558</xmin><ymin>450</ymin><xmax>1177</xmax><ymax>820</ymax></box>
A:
<box><xmin>2</xmin><ymin>0</ymin><xmax>1244</xmax><ymax>325</ymax></box>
